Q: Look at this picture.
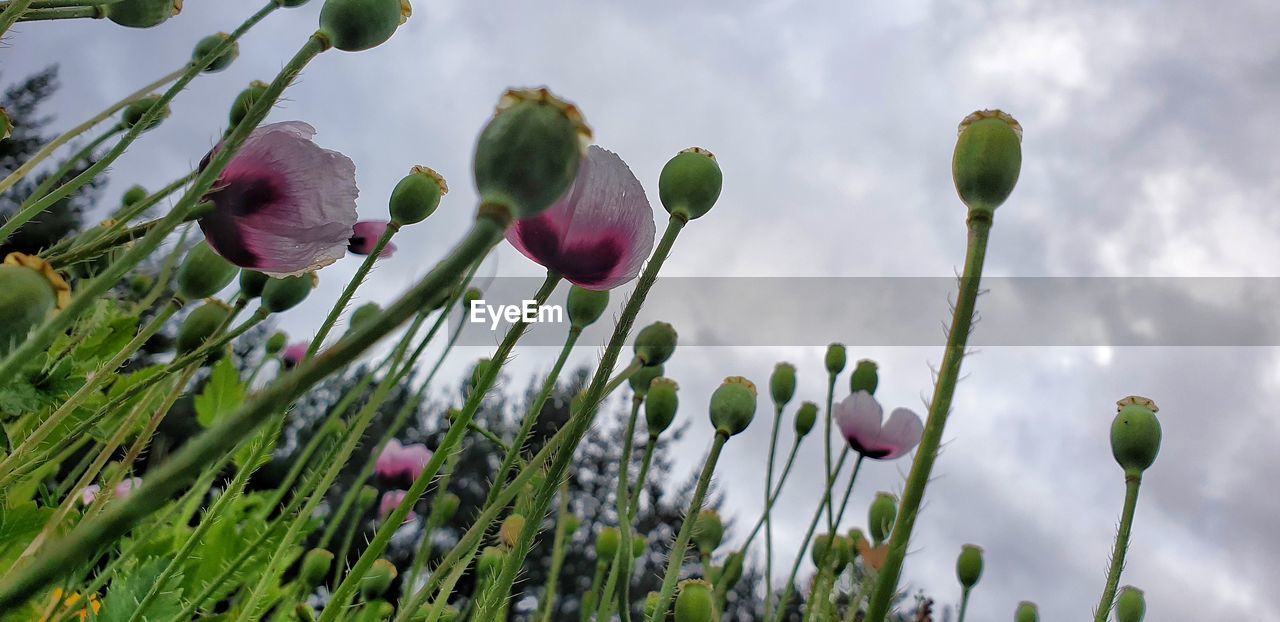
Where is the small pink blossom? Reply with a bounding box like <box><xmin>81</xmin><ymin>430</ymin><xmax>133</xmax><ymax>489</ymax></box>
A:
<box><xmin>375</xmin><ymin>439</ymin><xmax>432</xmax><ymax>482</ymax></box>
<box><xmin>78</xmin><ymin>477</ymin><xmax>142</xmax><ymax>506</ymax></box>
<box><xmin>348</xmin><ymin>220</ymin><xmax>396</xmax><ymax>257</ymax></box>
<box><xmin>379</xmin><ymin>490</ymin><xmax>415</xmax><ymax>524</ymax></box>
<box><xmin>834</xmin><ymin>391</ymin><xmax>923</xmax><ymax>460</ymax></box>
<box><xmin>79</xmin><ymin>485</ymin><xmax>101</xmax><ymax>506</ymax></box>
<box><xmin>281</xmin><ymin>342</ymin><xmax>308</xmax><ymax>368</ymax></box>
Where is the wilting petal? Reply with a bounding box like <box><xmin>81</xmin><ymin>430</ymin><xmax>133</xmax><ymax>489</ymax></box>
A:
<box><xmin>282</xmin><ymin>342</ymin><xmax>308</xmax><ymax>368</ymax></box>
<box><xmin>507</xmin><ymin>146</ymin><xmax>655</xmax><ymax>290</ymax></box>
<box><xmin>870</xmin><ymin>407</ymin><xmax>924</xmax><ymax>459</ymax></box>
<box><xmin>835</xmin><ymin>391</ymin><xmax>884</xmax><ymax>455</ymax></box>
<box><xmin>349</xmin><ymin>220</ymin><xmax>396</xmax><ymax>257</ymax></box>
<box><xmin>199</xmin><ymin>121</ymin><xmax>358</xmax><ymax>277</ymax></box>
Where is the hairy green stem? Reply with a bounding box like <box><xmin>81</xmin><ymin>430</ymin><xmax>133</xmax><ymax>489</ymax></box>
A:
<box><xmin>537</xmin><ymin>479</ymin><xmax>573</xmax><ymax>622</ymax></box>
<box><xmin>595</xmin><ymin>395</ymin><xmax>643</xmax><ymax>621</ymax></box>
<box><xmin>0</xmin><ymin>0</ymin><xmax>35</xmax><ymax>45</ymax></box>
<box><xmin>771</xmin><ymin>450</ymin><xmax>852</xmax><ymax>622</ymax></box>
<box><xmin>14</xmin><ymin>6</ymin><xmax>98</xmax><ymax>21</ymax></box>
<box><xmin>306</xmin><ymin>223</ymin><xmax>399</xmax><ymax>360</ymax></box>
<box><xmin>763</xmin><ymin>402</ymin><xmax>784</xmax><ymax>618</ymax></box>
<box><xmin>1093</xmin><ymin>474</ymin><xmax>1142</xmax><ymax>622</ymax></box>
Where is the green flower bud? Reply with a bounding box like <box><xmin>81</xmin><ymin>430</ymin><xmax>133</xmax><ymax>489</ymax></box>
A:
<box><xmin>825</xmin><ymin>343</ymin><xmax>847</xmax><ymax>375</ymax></box>
<box><xmin>319</xmin><ymin>0</ymin><xmax>411</xmax><ymax>52</ymax></box>
<box><xmin>953</xmin><ymin>110</ymin><xmax>1022</xmax><ymax>217</ymax></box>
<box><xmin>389</xmin><ymin>165</ymin><xmax>447</xmax><ymax>226</ymax></box>
<box><xmin>1110</xmin><ymin>396</ymin><xmax>1162</xmax><ymax>475</ymax></box>
<box><xmin>238</xmin><ymin>270</ymin><xmax>269</xmax><ymax>299</ymax></box>
<box><xmin>277</xmin><ymin>0</ymin><xmax>312</xmax><ymax>7</ymax></box>
<box><xmin>709</xmin><ymin>376</ymin><xmax>757</xmax><ymax>437</ymax></box>
<box><xmin>121</xmin><ymin>94</ymin><xmax>169</xmax><ymax>132</ymax></box>
<box><xmin>868</xmin><ymin>492</ymin><xmax>898</xmax><ymax>545</ymax></box>
<box><xmin>956</xmin><ymin>544</ymin><xmax>984</xmax><ymax>588</ymax></box>
<box><xmin>122</xmin><ymin>184</ymin><xmax>148</xmax><ymax>207</ymax></box>
<box><xmin>436</xmin><ymin>492</ymin><xmax>460</xmax><ymax>522</ymax></box>
<box><xmin>831</xmin><ymin>535</ymin><xmax>854</xmax><ymax>571</ymax></box>
<box><xmin>562</xmin><ymin>514</ymin><xmax>581</xmax><ymax>535</ymax></box>
<box><xmin>720</xmin><ymin>551</ymin><xmax>744</xmax><ymax>590</ymax></box>
<box><xmin>769</xmin><ymin>362</ymin><xmax>796</xmax><ymax>407</ymax></box>
<box><xmin>847</xmin><ymin>527</ymin><xmax>867</xmax><ymax>559</ymax></box>
<box><xmin>811</xmin><ymin>533</ymin><xmax>833</xmax><ymax>568</ymax></box>
<box><xmin>360</xmin><ymin>559</ymin><xmax>397</xmax><ymax>600</ymax></box>
<box><xmin>634</xmin><ymin>321</ymin><xmax>678</xmax><ymax>366</ymax></box>
<box><xmin>265</xmin><ymin>331</ymin><xmax>287</xmax><ymax>354</ymax></box>
<box><xmin>469</xmin><ymin>358</ymin><xmax>492</xmax><ymax>391</ymax></box>
<box><xmin>1116</xmin><ymin>586</ymin><xmax>1146</xmax><ymax>622</ymax></box>
<box><xmin>849</xmin><ymin>359</ymin><xmax>879</xmax><ymax>395</ymax></box>
<box><xmin>299</xmin><ymin>548</ymin><xmax>333</xmax><ymax>588</ymax></box>
<box><xmin>595</xmin><ymin>527</ymin><xmax>620</xmax><ymax>559</ymax></box>
<box><xmin>229</xmin><ymin>81</ymin><xmax>268</xmax><ymax>127</ymax></box>
<box><xmin>631</xmin><ymin>534</ymin><xmax>647</xmax><ymax>559</ymax></box>
<box><xmin>106</xmin><ymin>0</ymin><xmax>180</xmax><ymax>28</ymax></box>
<box><xmin>692</xmin><ymin>510</ymin><xmax>724</xmax><ymax>555</ymax></box>
<box><xmin>629</xmin><ymin>364</ymin><xmax>664</xmax><ymax>397</ymax></box>
<box><xmin>581</xmin><ymin>593</ymin><xmax>598</xmax><ymax>621</ymax></box>
<box><xmin>499</xmin><ymin>514</ymin><xmax>525</xmax><ymax>547</ymax></box>
<box><xmin>192</xmin><ymin>33</ymin><xmax>238</xmax><ymax>72</ymax></box>
<box><xmin>357</xmin><ymin>485</ymin><xmax>378</xmax><ymax>509</ymax></box>
<box><xmin>176</xmin><ymin>242</ymin><xmax>237</xmax><ymax>300</ymax></box>
<box><xmin>566</xmin><ymin>286</ymin><xmax>609</xmax><ymax>329</ymax></box>
<box><xmin>464</xmin><ymin>287</ymin><xmax>483</xmax><ymax>306</ymax></box>
<box><xmin>349</xmin><ymin>302</ymin><xmax>381</xmax><ymax>333</ymax></box>
<box><xmin>658</xmin><ymin>147</ymin><xmax>722</xmax><ymax>221</ymax></box>
<box><xmin>643</xmin><ymin>592</ymin><xmax>661</xmax><ymax>619</ymax></box>
<box><xmin>176</xmin><ymin>301</ymin><xmax>230</xmax><ymax>357</ymax></box>
<box><xmin>794</xmin><ymin>401</ymin><xmax>818</xmax><ymax>437</ymax></box>
<box><xmin>478</xmin><ymin>546</ymin><xmax>505</xmax><ymax>576</ymax></box>
<box><xmin>1015</xmin><ymin>601</ymin><xmax>1039</xmax><ymax>622</ymax></box>
<box><xmin>261</xmin><ymin>273</ymin><xmax>317</xmax><ymax>313</ymax></box>
<box><xmin>474</xmin><ymin>87</ymin><xmax>591</xmax><ymax>219</ymax></box>
<box><xmin>645</xmin><ymin>378</ymin><xmax>679</xmax><ymax>436</ymax></box>
<box><xmin>674</xmin><ymin>579</ymin><xmax>714</xmax><ymax>622</ymax></box>
<box><xmin>0</xmin><ymin>254</ymin><xmax>67</xmax><ymax>354</ymax></box>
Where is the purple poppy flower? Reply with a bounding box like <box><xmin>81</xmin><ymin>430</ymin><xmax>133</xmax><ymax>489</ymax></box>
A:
<box><xmin>506</xmin><ymin>145</ymin><xmax>655</xmax><ymax>291</ymax></box>
<box><xmin>349</xmin><ymin>220</ymin><xmax>397</xmax><ymax>257</ymax></box>
<box><xmin>375</xmin><ymin>439</ymin><xmax>432</xmax><ymax>482</ymax></box>
<box><xmin>198</xmin><ymin>121</ymin><xmax>358</xmax><ymax>277</ymax></box>
<box><xmin>834</xmin><ymin>391</ymin><xmax>923</xmax><ymax>460</ymax></box>
<box><xmin>379</xmin><ymin>490</ymin><xmax>416</xmax><ymax>524</ymax></box>
<box><xmin>281</xmin><ymin>341</ymin><xmax>308</xmax><ymax>368</ymax></box>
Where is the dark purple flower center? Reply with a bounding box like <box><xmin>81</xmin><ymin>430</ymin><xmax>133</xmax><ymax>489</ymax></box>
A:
<box><xmin>846</xmin><ymin>434</ymin><xmax>892</xmax><ymax>460</ymax></box>
<box><xmin>199</xmin><ymin>173</ymin><xmax>282</xmax><ymax>268</ymax></box>
<box><xmin>517</xmin><ymin>216</ymin><xmax>624</xmax><ymax>287</ymax></box>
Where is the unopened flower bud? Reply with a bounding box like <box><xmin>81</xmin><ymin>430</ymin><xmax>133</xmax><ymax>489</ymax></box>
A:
<box><xmin>122</xmin><ymin>184</ymin><xmax>148</xmax><ymax>207</ymax></box>
<box><xmin>674</xmin><ymin>579</ymin><xmax>714</xmax><ymax>622</ymax></box>
<box><xmin>769</xmin><ymin>362</ymin><xmax>796</xmax><ymax>407</ymax></box>
<box><xmin>631</xmin><ymin>534</ymin><xmax>647</xmax><ymax>559</ymax></box>
<box><xmin>265</xmin><ymin>331</ymin><xmax>287</xmax><ymax>354</ymax></box>
<box><xmin>1116</xmin><ymin>586</ymin><xmax>1146</xmax><ymax>622</ymax></box>
<box><xmin>709</xmin><ymin>376</ymin><xmax>756</xmax><ymax>437</ymax></box>
<box><xmin>634</xmin><ymin>321</ymin><xmax>678</xmax><ymax>366</ymax></box>
<box><xmin>643</xmin><ymin>592</ymin><xmax>661</xmax><ymax>619</ymax></box>
<box><xmin>825</xmin><ymin>343</ymin><xmax>847</xmax><ymax>375</ymax></box>
<box><xmin>595</xmin><ymin>527</ymin><xmax>620</xmax><ymax>559</ymax></box>
<box><xmin>357</xmin><ymin>485</ymin><xmax>378</xmax><ymax>509</ymax></box>
<box><xmin>238</xmin><ymin>270</ymin><xmax>268</xmax><ymax>299</ymax></box>
<box><xmin>121</xmin><ymin>95</ymin><xmax>169</xmax><ymax>132</ymax></box>
<box><xmin>868</xmin><ymin>492</ymin><xmax>897</xmax><ymax>545</ymax></box>
<box><xmin>436</xmin><ymin>492</ymin><xmax>460</xmax><ymax>522</ymax></box>
<box><xmin>176</xmin><ymin>301</ymin><xmax>230</xmax><ymax>357</ymax></box>
<box><xmin>562</xmin><ymin>514</ymin><xmax>581</xmax><ymax>535</ymax></box>
<box><xmin>106</xmin><ymin>0</ymin><xmax>180</xmax><ymax>28</ymax></box>
<box><xmin>299</xmin><ymin>548</ymin><xmax>333</xmax><ymax>588</ymax></box>
<box><xmin>794</xmin><ymin>401</ymin><xmax>818</xmax><ymax>437</ymax></box>
<box><xmin>390</xmin><ymin>166</ymin><xmax>447</xmax><ymax>226</ymax></box>
<box><xmin>177</xmin><ymin>242</ymin><xmax>237</xmax><ymax>300</ymax></box>
<box><xmin>261</xmin><ymin>273</ymin><xmax>316</xmax><ymax>313</ymax></box>
<box><xmin>474</xmin><ymin>88</ymin><xmax>590</xmax><ymax>219</ymax></box>
<box><xmin>658</xmin><ymin>148</ymin><xmax>721</xmax><ymax>221</ymax></box>
<box><xmin>720</xmin><ymin>551</ymin><xmax>744</xmax><ymax>590</ymax></box>
<box><xmin>192</xmin><ymin>33</ymin><xmax>237</xmax><ymax>72</ymax></box>
<box><xmin>1110</xmin><ymin>396</ymin><xmax>1162</xmax><ymax>475</ymax></box>
<box><xmin>469</xmin><ymin>358</ymin><xmax>492</xmax><ymax>391</ymax></box>
<box><xmin>499</xmin><ymin>514</ymin><xmax>525</xmax><ymax>547</ymax></box>
<box><xmin>349</xmin><ymin>302</ymin><xmax>381</xmax><ymax>333</ymax></box>
<box><xmin>567</xmin><ymin>286</ymin><xmax>609</xmax><ymax>330</ymax></box>
<box><xmin>953</xmin><ymin>110</ymin><xmax>1022</xmax><ymax>217</ymax></box>
<box><xmin>1015</xmin><ymin>601</ymin><xmax>1039</xmax><ymax>622</ymax></box>
<box><xmin>849</xmin><ymin>359</ymin><xmax>879</xmax><ymax>395</ymax></box>
<box><xmin>645</xmin><ymin>378</ymin><xmax>679</xmax><ymax>436</ymax></box>
<box><xmin>812</xmin><ymin>533</ymin><xmax>834</xmax><ymax>568</ymax></box>
<box><xmin>0</xmin><ymin>254</ymin><xmax>68</xmax><ymax>354</ymax></box>
<box><xmin>478</xmin><ymin>546</ymin><xmax>505</xmax><ymax>576</ymax></box>
<box><xmin>692</xmin><ymin>510</ymin><xmax>724</xmax><ymax>555</ymax></box>
<box><xmin>956</xmin><ymin>544</ymin><xmax>984</xmax><ymax>588</ymax></box>
<box><xmin>319</xmin><ymin>0</ymin><xmax>411</xmax><ymax>52</ymax></box>
<box><xmin>629</xmin><ymin>364</ymin><xmax>664</xmax><ymax>397</ymax></box>
<box><xmin>360</xmin><ymin>559</ymin><xmax>397</xmax><ymax>600</ymax></box>
<box><xmin>229</xmin><ymin>81</ymin><xmax>268</xmax><ymax>127</ymax></box>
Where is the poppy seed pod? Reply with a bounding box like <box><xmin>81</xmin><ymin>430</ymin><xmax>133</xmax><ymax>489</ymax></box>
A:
<box><xmin>239</xmin><ymin>270</ymin><xmax>269</xmax><ymax>299</ymax></box>
<box><xmin>318</xmin><ymin>0</ymin><xmax>410</xmax><ymax>52</ymax></box>
<box><xmin>956</xmin><ymin>544</ymin><xmax>984</xmax><ymax>588</ymax></box>
<box><xmin>658</xmin><ymin>147</ymin><xmax>722</xmax><ymax>221</ymax></box>
<box><xmin>1110</xmin><ymin>396</ymin><xmax>1162</xmax><ymax>476</ymax></box>
<box><xmin>299</xmin><ymin>548</ymin><xmax>333</xmax><ymax>588</ymax></box>
<box><xmin>770</xmin><ymin>362</ymin><xmax>797</xmax><ymax>407</ymax></box>
<box><xmin>811</xmin><ymin>533</ymin><xmax>834</xmax><ymax>568</ymax></box>
<box><xmin>645</xmin><ymin>377</ymin><xmax>679</xmax><ymax>435</ymax></box>
<box><xmin>720</xmin><ymin>551</ymin><xmax>744</xmax><ymax>590</ymax></box>
<box><xmin>634</xmin><ymin>321</ymin><xmax>678</xmax><ymax>366</ymax></box>
<box><xmin>832</xmin><ymin>535</ymin><xmax>854</xmax><ymax>571</ymax></box>
<box><xmin>261</xmin><ymin>273</ymin><xmax>316</xmax><ymax>313</ymax></box>
<box><xmin>643</xmin><ymin>592</ymin><xmax>661</xmax><ymax>619</ymax></box>
<box><xmin>0</xmin><ymin>254</ymin><xmax>68</xmax><ymax>354</ymax></box>
<box><xmin>436</xmin><ymin>492</ymin><xmax>460</xmax><ymax>522</ymax></box>
<box><xmin>595</xmin><ymin>527</ymin><xmax>620</xmax><ymax>560</ymax></box>
<box><xmin>953</xmin><ymin>110</ymin><xmax>1022</xmax><ymax>217</ymax></box>
<box><xmin>177</xmin><ymin>242</ymin><xmax>238</xmax><ymax>300</ymax></box>
<box><xmin>277</xmin><ymin>0</ymin><xmax>312</xmax><ymax>6</ymax></box>
<box><xmin>121</xmin><ymin>95</ymin><xmax>169</xmax><ymax>132</ymax></box>
<box><xmin>360</xmin><ymin>559</ymin><xmax>397</xmax><ymax>600</ymax></box>
<box><xmin>192</xmin><ymin>33</ymin><xmax>238</xmax><ymax>72</ymax></box>
<box><xmin>122</xmin><ymin>184</ymin><xmax>148</xmax><ymax>207</ymax></box>
<box><xmin>674</xmin><ymin>579</ymin><xmax>714</xmax><ymax>622</ymax></box>
<box><xmin>1116</xmin><ymin>586</ymin><xmax>1146</xmax><ymax>622</ymax></box>
<box><xmin>477</xmin><ymin>546</ymin><xmax>505</xmax><ymax>577</ymax></box>
<box><xmin>389</xmin><ymin>166</ymin><xmax>447</xmax><ymax>226</ymax></box>
<box><xmin>1015</xmin><ymin>601</ymin><xmax>1039</xmax><ymax>622</ymax></box>
<box><xmin>794</xmin><ymin>401</ymin><xmax>818</xmax><ymax>437</ymax></box>
<box><xmin>474</xmin><ymin>88</ymin><xmax>591</xmax><ymax>220</ymax></box>
<box><xmin>629</xmin><ymin>364</ymin><xmax>664</xmax><ymax>397</ymax></box>
<box><xmin>825</xmin><ymin>343</ymin><xmax>847</xmax><ymax>375</ymax></box>
<box><xmin>709</xmin><ymin>376</ymin><xmax>757</xmax><ymax>437</ymax></box>
<box><xmin>849</xmin><ymin>359</ymin><xmax>879</xmax><ymax>395</ymax></box>
<box><xmin>228</xmin><ymin>81</ymin><xmax>268</xmax><ymax>127</ymax></box>
<box><xmin>499</xmin><ymin>514</ymin><xmax>525</xmax><ymax>548</ymax></box>
<box><xmin>265</xmin><ymin>331</ymin><xmax>287</xmax><ymax>355</ymax></box>
<box><xmin>357</xmin><ymin>485</ymin><xmax>378</xmax><ymax>509</ymax></box>
<box><xmin>562</xmin><ymin>514</ymin><xmax>581</xmax><ymax>535</ymax></box>
<box><xmin>692</xmin><ymin>510</ymin><xmax>724</xmax><ymax>555</ymax></box>
<box><xmin>463</xmin><ymin>287</ymin><xmax>483</xmax><ymax>307</ymax></box>
<box><xmin>567</xmin><ymin>286</ymin><xmax>609</xmax><ymax>330</ymax></box>
<box><xmin>631</xmin><ymin>534</ymin><xmax>647</xmax><ymax>559</ymax></box>
<box><xmin>847</xmin><ymin>527</ymin><xmax>867</xmax><ymax>558</ymax></box>
<box><xmin>176</xmin><ymin>302</ymin><xmax>230</xmax><ymax>357</ymax></box>
<box><xmin>106</xmin><ymin>0</ymin><xmax>180</xmax><ymax>28</ymax></box>
<box><xmin>868</xmin><ymin>492</ymin><xmax>898</xmax><ymax>545</ymax></box>
<box><xmin>349</xmin><ymin>302</ymin><xmax>381</xmax><ymax>333</ymax></box>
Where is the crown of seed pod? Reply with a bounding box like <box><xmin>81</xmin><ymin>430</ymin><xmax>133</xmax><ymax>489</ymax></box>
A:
<box><xmin>825</xmin><ymin>343</ymin><xmax>847</xmax><ymax>375</ymax></box>
<box><xmin>176</xmin><ymin>301</ymin><xmax>231</xmax><ymax>359</ymax></box>
<box><xmin>0</xmin><ymin>254</ymin><xmax>69</xmax><ymax>354</ymax></box>
<box><xmin>868</xmin><ymin>492</ymin><xmax>898</xmax><ymax>545</ymax></box>
<box><xmin>673</xmin><ymin>579</ymin><xmax>714</xmax><ymax>622</ymax></box>
<box><xmin>794</xmin><ymin>401</ymin><xmax>818</xmax><ymax>437</ymax></box>
<box><xmin>1116</xmin><ymin>586</ymin><xmax>1146</xmax><ymax>622</ymax></box>
<box><xmin>953</xmin><ymin>109</ymin><xmax>1023</xmax><ymax>217</ymax></box>
<box><xmin>261</xmin><ymin>273</ymin><xmax>317</xmax><ymax>313</ymax></box>
<box><xmin>1111</xmin><ymin>396</ymin><xmax>1162</xmax><ymax>476</ymax></box>
<box><xmin>567</xmin><ymin>286</ymin><xmax>609</xmax><ymax>330</ymax></box>
<box><xmin>849</xmin><ymin>359</ymin><xmax>879</xmax><ymax>395</ymax></box>
<box><xmin>122</xmin><ymin>95</ymin><xmax>169</xmax><ymax>132</ymax></box>
<box><xmin>956</xmin><ymin>544</ymin><xmax>984</xmax><ymax>588</ymax></box>
<box><xmin>634</xmin><ymin>321</ymin><xmax>678</xmax><ymax>366</ymax></box>
<box><xmin>318</xmin><ymin>0</ymin><xmax>412</xmax><ymax>52</ymax></box>
<box><xmin>1014</xmin><ymin>601</ymin><xmax>1039</xmax><ymax>622</ymax></box>
<box><xmin>692</xmin><ymin>510</ymin><xmax>724</xmax><ymax>555</ymax></box>
<box><xmin>299</xmin><ymin>548</ymin><xmax>333</xmax><ymax>588</ymax></box>
<box><xmin>177</xmin><ymin>242</ymin><xmax>238</xmax><ymax>300</ymax></box>
<box><xmin>192</xmin><ymin>32</ymin><xmax>238</xmax><ymax>72</ymax></box>
<box><xmin>659</xmin><ymin>148</ymin><xmax>722</xmax><ymax>221</ymax></box>
<box><xmin>645</xmin><ymin>378</ymin><xmax>679</xmax><ymax>436</ymax></box>
<box><xmin>770</xmin><ymin>362</ymin><xmax>797</xmax><ymax>407</ymax></box>
<box><xmin>709</xmin><ymin>376</ymin><xmax>757</xmax><ymax>437</ymax></box>
<box><xmin>595</xmin><ymin>527</ymin><xmax>620</xmax><ymax>559</ymax></box>
<box><xmin>389</xmin><ymin>165</ymin><xmax>447</xmax><ymax>226</ymax></box>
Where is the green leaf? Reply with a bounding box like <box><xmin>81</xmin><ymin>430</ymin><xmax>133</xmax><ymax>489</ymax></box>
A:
<box><xmin>194</xmin><ymin>357</ymin><xmax>245</xmax><ymax>429</ymax></box>
<box><xmin>0</xmin><ymin>501</ymin><xmax>52</xmax><ymax>543</ymax></box>
<box><xmin>99</xmin><ymin>557</ymin><xmax>184</xmax><ymax>622</ymax></box>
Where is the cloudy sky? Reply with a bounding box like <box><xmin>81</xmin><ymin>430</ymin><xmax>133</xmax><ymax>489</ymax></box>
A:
<box><xmin>7</xmin><ymin>0</ymin><xmax>1280</xmax><ymax>619</ymax></box>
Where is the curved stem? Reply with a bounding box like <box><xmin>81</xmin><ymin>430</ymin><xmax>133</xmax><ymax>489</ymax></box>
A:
<box><xmin>20</xmin><ymin>123</ymin><xmax>121</xmax><ymax>209</ymax></box>
<box><xmin>0</xmin><ymin>0</ymin><xmax>33</xmax><ymax>35</ymax></box>
<box><xmin>771</xmin><ymin>450</ymin><xmax>851</xmax><ymax>622</ymax></box>
<box><xmin>824</xmin><ymin>372</ymin><xmax>836</xmax><ymax>535</ymax></box>
<box><xmin>595</xmin><ymin>395</ymin><xmax>643</xmax><ymax>621</ymax></box>
<box><xmin>627</xmin><ymin>436</ymin><xmax>657</xmax><ymax>520</ymax></box>
<box><xmin>401</xmin><ymin>448</ymin><xmax>460</xmax><ymax>606</ymax></box>
<box><xmin>537</xmin><ymin>480</ymin><xmax>573</xmax><ymax>622</ymax></box>
<box><xmin>832</xmin><ymin>451</ymin><xmax>864</xmax><ymax>529</ymax></box>
<box><xmin>958</xmin><ymin>587</ymin><xmax>971</xmax><ymax>622</ymax></box>
<box><xmin>1093</xmin><ymin>474</ymin><xmax>1142</xmax><ymax>622</ymax></box>
<box><xmin>763</xmin><ymin>402</ymin><xmax>784</xmax><ymax>618</ymax></box>
<box><xmin>14</xmin><ymin>6</ymin><xmax>99</xmax><ymax>21</ymax></box>
<box><xmin>306</xmin><ymin>223</ymin><xmax>399</xmax><ymax>360</ymax></box>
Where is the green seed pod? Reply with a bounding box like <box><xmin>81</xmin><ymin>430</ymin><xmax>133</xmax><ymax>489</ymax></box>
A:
<box><xmin>811</xmin><ymin>533</ymin><xmax>834</xmax><ymax>568</ymax></box>
<box><xmin>658</xmin><ymin>147</ymin><xmax>722</xmax><ymax>221</ymax></box>
<box><xmin>673</xmin><ymin>579</ymin><xmax>714</xmax><ymax>622</ymax></box>
<box><xmin>192</xmin><ymin>32</ymin><xmax>238</xmax><ymax>72</ymax></box>
<box><xmin>595</xmin><ymin>527</ymin><xmax>620</xmax><ymax>560</ymax></box>
<box><xmin>360</xmin><ymin>559</ymin><xmax>397</xmax><ymax>600</ymax></box>
<box><xmin>357</xmin><ymin>485</ymin><xmax>378</xmax><ymax>509</ymax></box>
<box><xmin>849</xmin><ymin>359</ymin><xmax>879</xmax><ymax>395</ymax></box>
<box><xmin>566</xmin><ymin>286</ymin><xmax>609</xmax><ymax>330</ymax></box>
<box><xmin>645</xmin><ymin>378</ymin><xmax>679</xmax><ymax>436</ymax></box>
<box><xmin>349</xmin><ymin>302</ymin><xmax>381</xmax><ymax>333</ymax></box>
<box><xmin>176</xmin><ymin>242</ymin><xmax>238</xmax><ymax>300</ymax></box>
<box><xmin>319</xmin><ymin>0</ymin><xmax>410</xmax><ymax>52</ymax></box>
<box><xmin>0</xmin><ymin>254</ymin><xmax>66</xmax><ymax>354</ymax></box>
<box><xmin>106</xmin><ymin>0</ymin><xmax>180</xmax><ymax>28</ymax></box>
<box><xmin>631</xmin><ymin>533</ymin><xmax>646</xmax><ymax>559</ymax></box>
<box><xmin>825</xmin><ymin>343</ymin><xmax>847</xmax><ymax>375</ymax></box>
<box><xmin>794</xmin><ymin>401</ymin><xmax>818</xmax><ymax>437</ymax></box>
<box><xmin>122</xmin><ymin>184</ymin><xmax>148</xmax><ymax>207</ymax></box>
<box><xmin>719</xmin><ymin>551</ymin><xmax>744</xmax><ymax>590</ymax></box>
<box><xmin>299</xmin><ymin>548</ymin><xmax>333</xmax><ymax>588</ymax></box>
<box><xmin>1110</xmin><ymin>396</ymin><xmax>1162</xmax><ymax>475</ymax></box>
<box><xmin>831</xmin><ymin>535</ymin><xmax>854</xmax><ymax>571</ymax></box>
<box><xmin>474</xmin><ymin>87</ymin><xmax>590</xmax><ymax>219</ymax></box>
<box><xmin>1014</xmin><ymin>601</ymin><xmax>1039</xmax><ymax>622</ymax></box>
<box><xmin>692</xmin><ymin>510</ymin><xmax>724</xmax><ymax>555</ymax></box>
<box><xmin>176</xmin><ymin>302</ymin><xmax>230</xmax><ymax>357</ymax></box>
<box><xmin>389</xmin><ymin>165</ymin><xmax>447</xmax><ymax>226</ymax></box>
<box><xmin>562</xmin><ymin>514</ymin><xmax>581</xmax><ymax>535</ymax></box>
<box><xmin>464</xmin><ymin>288</ymin><xmax>482</xmax><ymax>306</ymax></box>
<box><xmin>769</xmin><ymin>362</ymin><xmax>797</xmax><ymax>407</ymax></box>
<box><xmin>499</xmin><ymin>514</ymin><xmax>525</xmax><ymax>547</ymax></box>
<box><xmin>478</xmin><ymin>546</ymin><xmax>505</xmax><ymax>576</ymax></box>
<box><xmin>709</xmin><ymin>376</ymin><xmax>757</xmax><ymax>437</ymax></box>
<box><xmin>847</xmin><ymin>527</ymin><xmax>867</xmax><ymax>560</ymax></box>
<box><xmin>265</xmin><ymin>331</ymin><xmax>287</xmax><ymax>355</ymax></box>
<box><xmin>261</xmin><ymin>273</ymin><xmax>316</xmax><ymax>313</ymax></box>
<box><xmin>956</xmin><ymin>544</ymin><xmax>984</xmax><ymax>588</ymax></box>
<box><xmin>229</xmin><ymin>80</ymin><xmax>268</xmax><ymax>127</ymax></box>
<box><xmin>469</xmin><ymin>358</ymin><xmax>492</xmax><ymax>391</ymax></box>
<box><xmin>868</xmin><ymin>492</ymin><xmax>898</xmax><ymax>545</ymax></box>
<box><xmin>634</xmin><ymin>321</ymin><xmax>678</xmax><ymax>366</ymax></box>
<box><xmin>277</xmin><ymin>0</ymin><xmax>312</xmax><ymax>7</ymax></box>
<box><xmin>239</xmin><ymin>270</ymin><xmax>269</xmax><ymax>299</ymax></box>
<box><xmin>629</xmin><ymin>364</ymin><xmax>664</xmax><ymax>397</ymax></box>
<box><xmin>1116</xmin><ymin>586</ymin><xmax>1146</xmax><ymax>622</ymax></box>
<box><xmin>643</xmin><ymin>592</ymin><xmax>661</xmax><ymax>619</ymax></box>
<box><xmin>436</xmin><ymin>492</ymin><xmax>460</xmax><ymax>522</ymax></box>
<box><xmin>953</xmin><ymin>110</ymin><xmax>1023</xmax><ymax>217</ymax></box>
<box><xmin>121</xmin><ymin>95</ymin><xmax>169</xmax><ymax>132</ymax></box>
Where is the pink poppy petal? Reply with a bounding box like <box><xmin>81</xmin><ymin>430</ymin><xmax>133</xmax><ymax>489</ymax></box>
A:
<box><xmin>282</xmin><ymin>342</ymin><xmax>308</xmax><ymax>368</ymax></box>
<box><xmin>401</xmin><ymin>444</ymin><xmax>432</xmax><ymax>481</ymax></box>
<box><xmin>871</xmin><ymin>407</ymin><xmax>924</xmax><ymax>460</ymax></box>
<box><xmin>349</xmin><ymin>220</ymin><xmax>396</xmax><ymax>257</ymax></box>
<box><xmin>79</xmin><ymin>485</ymin><xmax>101</xmax><ymax>506</ymax></box>
<box><xmin>379</xmin><ymin>490</ymin><xmax>415</xmax><ymax>524</ymax></box>
<box><xmin>834</xmin><ymin>391</ymin><xmax>884</xmax><ymax>453</ymax></box>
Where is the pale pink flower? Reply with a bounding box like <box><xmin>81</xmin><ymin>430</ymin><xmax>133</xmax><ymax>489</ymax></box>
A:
<box><xmin>379</xmin><ymin>490</ymin><xmax>415</xmax><ymax>524</ymax></box>
<box><xmin>281</xmin><ymin>342</ymin><xmax>308</xmax><ymax>368</ymax></box>
<box><xmin>834</xmin><ymin>391</ymin><xmax>923</xmax><ymax>460</ymax></box>
<box><xmin>348</xmin><ymin>220</ymin><xmax>396</xmax><ymax>257</ymax></box>
<box><xmin>375</xmin><ymin>439</ymin><xmax>432</xmax><ymax>482</ymax></box>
